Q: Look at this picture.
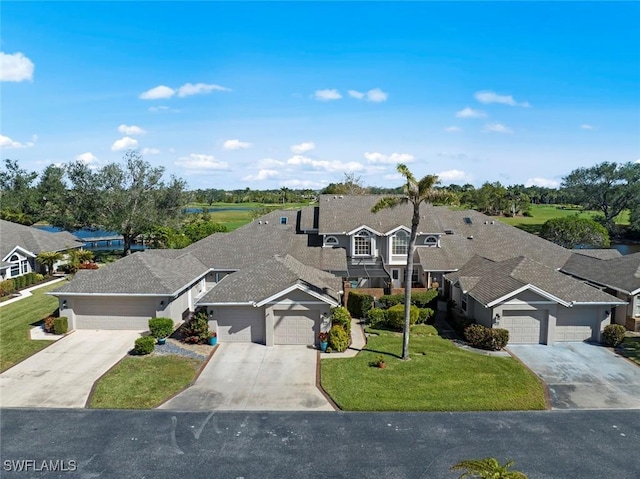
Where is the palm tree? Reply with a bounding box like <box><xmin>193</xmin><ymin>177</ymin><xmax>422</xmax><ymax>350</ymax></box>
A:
<box><xmin>36</xmin><ymin>251</ymin><xmax>63</xmax><ymax>276</ymax></box>
<box><xmin>450</xmin><ymin>457</ymin><xmax>528</xmax><ymax>478</ymax></box>
<box><xmin>372</xmin><ymin>164</ymin><xmax>454</xmax><ymax>360</ymax></box>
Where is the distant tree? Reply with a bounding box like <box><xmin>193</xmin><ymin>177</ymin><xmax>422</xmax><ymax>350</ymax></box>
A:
<box><xmin>36</xmin><ymin>251</ymin><xmax>63</xmax><ymax>276</ymax></box>
<box><xmin>322</xmin><ymin>172</ymin><xmax>369</xmax><ymax>195</ymax></box>
<box><xmin>0</xmin><ymin>159</ymin><xmax>39</xmax><ymax>224</ymax></box>
<box><xmin>540</xmin><ymin>216</ymin><xmax>610</xmax><ymax>249</ymax></box>
<box><xmin>562</xmin><ymin>161</ymin><xmax>640</xmax><ymax>233</ymax></box>
<box><xmin>372</xmin><ymin>164</ymin><xmax>454</xmax><ymax>361</ymax></box>
<box><xmin>182</xmin><ymin>220</ymin><xmax>227</xmax><ymax>243</ymax></box>
<box><xmin>37</xmin><ymin>164</ymin><xmax>67</xmax><ymax>223</ymax></box>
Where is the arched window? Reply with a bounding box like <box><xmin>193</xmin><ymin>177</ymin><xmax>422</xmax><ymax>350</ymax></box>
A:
<box><xmin>9</xmin><ymin>254</ymin><xmax>19</xmax><ymax>262</ymax></box>
<box><xmin>353</xmin><ymin>230</ymin><xmax>374</xmax><ymax>256</ymax></box>
<box><xmin>324</xmin><ymin>236</ymin><xmax>339</xmax><ymax>247</ymax></box>
<box><xmin>424</xmin><ymin>236</ymin><xmax>438</xmax><ymax>247</ymax></box>
<box><xmin>392</xmin><ymin>231</ymin><xmax>409</xmax><ymax>255</ymax></box>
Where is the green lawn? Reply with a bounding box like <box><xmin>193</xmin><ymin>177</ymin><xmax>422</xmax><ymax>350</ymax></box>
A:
<box><xmin>0</xmin><ymin>281</ymin><xmax>62</xmax><ymax>372</ymax></box>
<box><xmin>321</xmin><ymin>325</ymin><xmax>546</xmax><ymax>411</ymax></box>
<box><xmin>89</xmin><ymin>355</ymin><xmax>202</xmax><ymax>409</ymax></box>
<box><xmin>186</xmin><ymin>202</ymin><xmax>314</xmax><ymax>231</ymax></box>
<box><xmin>617</xmin><ymin>336</ymin><xmax>640</xmax><ymax>366</ymax></box>
<box><xmin>496</xmin><ymin>204</ymin><xmax>629</xmax><ymax>235</ymax></box>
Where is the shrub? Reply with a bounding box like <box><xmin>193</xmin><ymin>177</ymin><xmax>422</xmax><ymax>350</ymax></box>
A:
<box><xmin>366</xmin><ymin>308</ymin><xmax>387</xmax><ymax>327</ymax></box>
<box><xmin>464</xmin><ymin>324</ymin><xmax>509</xmax><ymax>351</ymax></box>
<box><xmin>53</xmin><ymin>317</ymin><xmax>68</xmax><ymax>335</ymax></box>
<box><xmin>378</xmin><ymin>294</ymin><xmax>404</xmax><ymax>309</ymax></box>
<box><xmin>14</xmin><ymin>275</ymin><xmax>26</xmax><ymax>290</ymax></box>
<box><xmin>44</xmin><ymin>315</ymin><xmax>56</xmax><ymax>333</ymax></box>
<box><xmin>372</xmin><ymin>355</ymin><xmax>386</xmax><ymax>368</ymax></box>
<box><xmin>78</xmin><ymin>262</ymin><xmax>99</xmax><ymax>270</ymax></box>
<box><xmin>417</xmin><ymin>308</ymin><xmax>435</xmax><ymax>324</ymax></box>
<box><xmin>330</xmin><ymin>306</ymin><xmax>351</xmax><ymax>331</ymax></box>
<box><xmin>25</xmin><ymin>272</ymin><xmax>37</xmax><ymax>286</ymax></box>
<box><xmin>180</xmin><ymin>311</ymin><xmax>210</xmax><ymax>344</ymax></box>
<box><xmin>464</xmin><ymin>324</ymin><xmax>487</xmax><ymax>345</ymax></box>
<box><xmin>134</xmin><ymin>336</ymin><xmax>155</xmax><ymax>355</ymax></box>
<box><xmin>386</xmin><ymin>304</ymin><xmax>419</xmax><ymax>330</ymax></box>
<box><xmin>346</xmin><ymin>292</ymin><xmax>374</xmax><ymax>319</ymax></box>
<box><xmin>0</xmin><ymin>279</ymin><xmax>16</xmax><ymax>296</ymax></box>
<box><xmin>328</xmin><ymin>324</ymin><xmax>349</xmax><ymax>352</ymax></box>
<box><xmin>602</xmin><ymin>324</ymin><xmax>626</xmax><ymax>347</ymax></box>
<box><xmin>35</xmin><ymin>273</ymin><xmax>45</xmax><ymax>282</ymax></box>
<box><xmin>411</xmin><ymin>290</ymin><xmax>438</xmax><ymax>308</ymax></box>
<box><xmin>149</xmin><ymin>317</ymin><xmax>174</xmax><ymax>339</ymax></box>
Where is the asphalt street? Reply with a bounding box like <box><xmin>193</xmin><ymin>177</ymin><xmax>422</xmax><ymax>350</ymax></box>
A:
<box><xmin>1</xmin><ymin>409</ymin><xmax>638</xmax><ymax>478</ymax></box>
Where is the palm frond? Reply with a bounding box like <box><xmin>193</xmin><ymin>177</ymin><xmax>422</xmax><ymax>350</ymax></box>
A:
<box><xmin>396</xmin><ymin>163</ymin><xmax>416</xmax><ymax>183</ymax></box>
<box><xmin>450</xmin><ymin>457</ymin><xmax>527</xmax><ymax>479</ymax></box>
<box><xmin>371</xmin><ymin>196</ymin><xmax>403</xmax><ymax>213</ymax></box>
<box><xmin>417</xmin><ymin>175</ymin><xmax>440</xmax><ymax>194</ymax></box>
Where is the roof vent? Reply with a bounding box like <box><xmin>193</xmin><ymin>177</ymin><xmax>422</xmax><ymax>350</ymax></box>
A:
<box><xmin>258</xmin><ymin>221</ymin><xmax>262</xmax><ymax>224</ymax></box>
<box><xmin>467</xmin><ymin>235</ymin><xmax>474</xmax><ymax>240</ymax></box>
<box><xmin>484</xmin><ymin>221</ymin><xmax>488</xmax><ymax>225</ymax></box>
<box><xmin>339</xmin><ymin>195</ymin><xmax>344</xmax><ymax>199</ymax></box>
<box><xmin>444</xmin><ymin>229</ymin><xmax>454</xmax><ymax>235</ymax></box>
<box><xmin>265</xmin><ymin>221</ymin><xmax>269</xmax><ymax>224</ymax></box>
<box><xmin>491</xmin><ymin>221</ymin><xmax>495</xmax><ymax>225</ymax></box>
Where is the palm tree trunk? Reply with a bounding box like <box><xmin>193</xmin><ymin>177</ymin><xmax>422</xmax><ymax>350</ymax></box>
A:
<box><xmin>402</xmin><ymin>202</ymin><xmax>421</xmax><ymax>360</ymax></box>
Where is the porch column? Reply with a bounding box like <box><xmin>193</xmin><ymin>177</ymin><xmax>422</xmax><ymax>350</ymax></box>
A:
<box><xmin>546</xmin><ymin>306</ymin><xmax>557</xmax><ymax>346</ymax></box>
<box><xmin>264</xmin><ymin>306</ymin><xmax>274</xmax><ymax>346</ymax></box>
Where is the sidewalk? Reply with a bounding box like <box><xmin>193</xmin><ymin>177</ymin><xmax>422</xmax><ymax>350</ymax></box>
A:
<box><xmin>321</xmin><ymin>318</ymin><xmax>367</xmax><ymax>359</ymax></box>
<box><xmin>0</xmin><ymin>277</ymin><xmax>66</xmax><ymax>308</ymax></box>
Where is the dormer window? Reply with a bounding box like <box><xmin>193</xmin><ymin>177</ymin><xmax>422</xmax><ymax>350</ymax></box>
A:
<box><xmin>353</xmin><ymin>229</ymin><xmax>374</xmax><ymax>256</ymax></box>
<box><xmin>324</xmin><ymin>236</ymin><xmax>339</xmax><ymax>247</ymax></box>
<box><xmin>392</xmin><ymin>231</ymin><xmax>409</xmax><ymax>255</ymax></box>
<box><xmin>424</xmin><ymin>235</ymin><xmax>438</xmax><ymax>247</ymax></box>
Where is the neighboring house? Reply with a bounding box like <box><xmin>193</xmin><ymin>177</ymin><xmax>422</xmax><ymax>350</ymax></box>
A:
<box><xmin>561</xmin><ymin>251</ymin><xmax>640</xmax><ymax>332</ymax></box>
<box><xmin>0</xmin><ymin>219</ymin><xmax>82</xmax><ymax>280</ymax></box>
<box><xmin>51</xmin><ymin>195</ymin><xmax>630</xmax><ymax>346</ymax></box>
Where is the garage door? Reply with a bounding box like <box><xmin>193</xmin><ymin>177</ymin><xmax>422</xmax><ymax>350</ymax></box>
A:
<box><xmin>217</xmin><ymin>307</ymin><xmax>265</xmax><ymax>343</ymax></box>
<box><xmin>556</xmin><ymin>308</ymin><xmax>595</xmax><ymax>342</ymax></box>
<box><xmin>274</xmin><ymin>310</ymin><xmax>318</xmax><ymax>345</ymax></box>
<box><xmin>500</xmin><ymin>310</ymin><xmax>545</xmax><ymax>344</ymax></box>
<box><xmin>74</xmin><ymin>297</ymin><xmax>154</xmax><ymax>330</ymax></box>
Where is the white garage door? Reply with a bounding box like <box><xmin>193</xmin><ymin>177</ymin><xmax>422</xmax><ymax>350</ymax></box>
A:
<box><xmin>556</xmin><ymin>308</ymin><xmax>596</xmax><ymax>342</ymax></box>
<box><xmin>217</xmin><ymin>307</ymin><xmax>265</xmax><ymax>343</ymax></box>
<box><xmin>500</xmin><ymin>310</ymin><xmax>545</xmax><ymax>344</ymax></box>
<box><xmin>274</xmin><ymin>310</ymin><xmax>318</xmax><ymax>345</ymax></box>
<box><xmin>74</xmin><ymin>297</ymin><xmax>154</xmax><ymax>330</ymax></box>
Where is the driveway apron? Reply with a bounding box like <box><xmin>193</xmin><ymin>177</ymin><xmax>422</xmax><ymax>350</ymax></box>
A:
<box><xmin>508</xmin><ymin>343</ymin><xmax>640</xmax><ymax>409</ymax></box>
<box><xmin>0</xmin><ymin>330</ymin><xmax>142</xmax><ymax>408</ymax></box>
<box><xmin>161</xmin><ymin>343</ymin><xmax>333</xmax><ymax>411</ymax></box>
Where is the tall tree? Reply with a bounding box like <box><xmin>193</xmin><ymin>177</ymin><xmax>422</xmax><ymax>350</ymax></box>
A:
<box><xmin>540</xmin><ymin>216</ymin><xmax>610</xmax><ymax>249</ymax></box>
<box><xmin>562</xmin><ymin>161</ymin><xmax>640</xmax><ymax>233</ymax></box>
<box><xmin>0</xmin><ymin>159</ymin><xmax>39</xmax><ymax>224</ymax></box>
<box><xmin>372</xmin><ymin>164</ymin><xmax>454</xmax><ymax>360</ymax></box>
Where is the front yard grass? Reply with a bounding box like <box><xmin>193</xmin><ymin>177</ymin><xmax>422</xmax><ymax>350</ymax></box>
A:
<box><xmin>321</xmin><ymin>325</ymin><xmax>546</xmax><ymax>411</ymax></box>
<box><xmin>89</xmin><ymin>355</ymin><xmax>202</xmax><ymax>409</ymax></box>
<box><xmin>0</xmin><ymin>281</ymin><xmax>61</xmax><ymax>372</ymax></box>
<box><xmin>617</xmin><ymin>336</ymin><xmax>640</xmax><ymax>366</ymax></box>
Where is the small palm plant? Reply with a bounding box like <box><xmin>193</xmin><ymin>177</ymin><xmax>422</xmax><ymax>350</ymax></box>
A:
<box><xmin>450</xmin><ymin>457</ymin><xmax>528</xmax><ymax>479</ymax></box>
<box><xmin>36</xmin><ymin>251</ymin><xmax>63</xmax><ymax>276</ymax></box>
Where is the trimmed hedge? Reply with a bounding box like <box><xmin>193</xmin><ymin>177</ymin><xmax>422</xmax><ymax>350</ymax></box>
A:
<box><xmin>386</xmin><ymin>304</ymin><xmax>419</xmax><ymax>330</ymax></box>
<box><xmin>464</xmin><ymin>324</ymin><xmax>509</xmax><ymax>351</ymax></box>
<box><xmin>417</xmin><ymin>308</ymin><xmax>435</xmax><ymax>325</ymax></box>
<box><xmin>330</xmin><ymin>307</ymin><xmax>351</xmax><ymax>332</ymax></box>
<box><xmin>328</xmin><ymin>324</ymin><xmax>349</xmax><ymax>352</ymax></box>
<box><xmin>53</xmin><ymin>317</ymin><xmax>68</xmax><ymax>335</ymax></box>
<box><xmin>378</xmin><ymin>294</ymin><xmax>404</xmax><ymax>309</ymax></box>
<box><xmin>134</xmin><ymin>336</ymin><xmax>155</xmax><ymax>355</ymax></box>
<box><xmin>0</xmin><ymin>279</ymin><xmax>16</xmax><ymax>296</ymax></box>
<box><xmin>346</xmin><ymin>292</ymin><xmax>374</xmax><ymax>319</ymax></box>
<box><xmin>602</xmin><ymin>324</ymin><xmax>626</xmax><ymax>347</ymax></box>
<box><xmin>378</xmin><ymin>290</ymin><xmax>438</xmax><ymax>309</ymax></box>
<box><xmin>366</xmin><ymin>308</ymin><xmax>387</xmax><ymax>327</ymax></box>
<box><xmin>149</xmin><ymin>317</ymin><xmax>174</xmax><ymax>339</ymax></box>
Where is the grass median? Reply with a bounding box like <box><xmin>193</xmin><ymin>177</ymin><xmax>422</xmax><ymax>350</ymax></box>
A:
<box><xmin>320</xmin><ymin>325</ymin><xmax>546</xmax><ymax>411</ymax></box>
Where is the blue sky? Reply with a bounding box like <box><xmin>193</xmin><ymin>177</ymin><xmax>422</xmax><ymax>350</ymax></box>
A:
<box><xmin>1</xmin><ymin>1</ymin><xmax>639</xmax><ymax>190</ymax></box>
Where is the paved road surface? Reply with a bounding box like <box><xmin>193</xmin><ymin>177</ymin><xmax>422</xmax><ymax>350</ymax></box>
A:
<box><xmin>1</xmin><ymin>409</ymin><xmax>638</xmax><ymax>478</ymax></box>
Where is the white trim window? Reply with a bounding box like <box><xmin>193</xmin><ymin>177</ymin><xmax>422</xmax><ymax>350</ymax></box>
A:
<box><xmin>392</xmin><ymin>231</ymin><xmax>409</xmax><ymax>255</ymax></box>
<box><xmin>324</xmin><ymin>235</ymin><xmax>339</xmax><ymax>247</ymax></box>
<box><xmin>353</xmin><ymin>230</ymin><xmax>375</xmax><ymax>256</ymax></box>
<box><xmin>424</xmin><ymin>235</ymin><xmax>438</xmax><ymax>247</ymax></box>
<box><xmin>9</xmin><ymin>254</ymin><xmax>20</xmax><ymax>277</ymax></box>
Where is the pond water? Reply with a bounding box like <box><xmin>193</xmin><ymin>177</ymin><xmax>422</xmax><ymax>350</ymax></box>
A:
<box><xmin>33</xmin><ymin>225</ymin><xmax>145</xmax><ymax>251</ymax></box>
<box><xmin>612</xmin><ymin>243</ymin><xmax>640</xmax><ymax>255</ymax></box>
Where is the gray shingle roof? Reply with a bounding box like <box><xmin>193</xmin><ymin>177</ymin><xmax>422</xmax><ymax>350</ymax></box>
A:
<box><xmin>0</xmin><ymin>220</ymin><xmax>82</xmax><ymax>259</ymax></box>
<box><xmin>446</xmin><ymin>255</ymin><xmax>623</xmax><ymax>306</ymax></box>
<box><xmin>198</xmin><ymin>254</ymin><xmax>341</xmax><ymax>305</ymax></box>
<box><xmin>561</xmin><ymin>252</ymin><xmax>640</xmax><ymax>294</ymax></box>
<box><xmin>572</xmin><ymin>249</ymin><xmax>622</xmax><ymax>260</ymax></box>
<box><xmin>299</xmin><ymin>206</ymin><xmax>318</xmax><ymax>231</ymax></box>
<box><xmin>53</xmin><ymin>250</ymin><xmax>210</xmax><ymax>295</ymax></box>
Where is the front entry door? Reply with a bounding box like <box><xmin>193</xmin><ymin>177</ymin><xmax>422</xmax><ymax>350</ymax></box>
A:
<box><xmin>391</xmin><ymin>268</ymin><xmax>402</xmax><ymax>288</ymax></box>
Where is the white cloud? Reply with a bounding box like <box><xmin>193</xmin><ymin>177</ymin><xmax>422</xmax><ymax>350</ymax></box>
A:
<box><xmin>175</xmin><ymin>153</ymin><xmax>228</xmax><ymax>171</ymax></box>
<box><xmin>383</xmin><ymin>173</ymin><xmax>403</xmax><ymax>181</ymax></box>
<box><xmin>456</xmin><ymin>107</ymin><xmax>487</xmax><ymax>119</ymax></box>
<box><xmin>287</xmin><ymin>155</ymin><xmax>363</xmax><ymax>172</ymax></box>
<box><xmin>348</xmin><ymin>90</ymin><xmax>364</xmax><ymax>99</ymax></box>
<box><xmin>118</xmin><ymin>124</ymin><xmax>146</xmax><ymax>135</ymax></box>
<box><xmin>222</xmin><ymin>139</ymin><xmax>252</xmax><ymax>150</ymax></box>
<box><xmin>111</xmin><ymin>136</ymin><xmax>139</xmax><ymax>151</ymax></box>
<box><xmin>634</xmin><ymin>159</ymin><xmax>640</xmax><ymax>164</ymax></box>
<box><xmin>257</xmin><ymin>158</ymin><xmax>285</xmax><ymax>168</ymax></box>
<box><xmin>581</xmin><ymin>124</ymin><xmax>595</xmax><ymax>130</ymax></box>
<box><xmin>139</xmin><ymin>85</ymin><xmax>175</xmax><ymax>100</ymax></box>
<box><xmin>141</xmin><ymin>147</ymin><xmax>160</xmax><ymax>155</ymax></box>
<box><xmin>444</xmin><ymin>126</ymin><xmax>463</xmax><ymax>133</ymax></box>
<box><xmin>282</xmin><ymin>179</ymin><xmax>328</xmax><ymax>189</ymax></box>
<box><xmin>366</xmin><ymin>88</ymin><xmax>388</xmax><ymax>102</ymax></box>
<box><xmin>484</xmin><ymin>123</ymin><xmax>513</xmax><ymax>134</ymax></box>
<box><xmin>0</xmin><ymin>52</ymin><xmax>34</xmax><ymax>82</ymax></box>
<box><xmin>437</xmin><ymin>169</ymin><xmax>470</xmax><ymax>183</ymax></box>
<box><xmin>364</xmin><ymin>152</ymin><xmax>415</xmax><ymax>164</ymax></box>
<box><xmin>0</xmin><ymin>134</ymin><xmax>34</xmax><ymax>148</ymax></box>
<box><xmin>242</xmin><ymin>169</ymin><xmax>279</xmax><ymax>181</ymax></box>
<box><xmin>474</xmin><ymin>90</ymin><xmax>530</xmax><ymax>107</ymax></box>
<box><xmin>75</xmin><ymin>152</ymin><xmax>99</xmax><ymax>164</ymax></box>
<box><xmin>290</xmin><ymin>142</ymin><xmax>315</xmax><ymax>154</ymax></box>
<box><xmin>314</xmin><ymin>89</ymin><xmax>342</xmax><ymax>101</ymax></box>
<box><xmin>148</xmin><ymin>105</ymin><xmax>170</xmax><ymax>112</ymax></box>
<box><xmin>525</xmin><ymin>177</ymin><xmax>560</xmax><ymax>188</ymax></box>
<box><xmin>177</xmin><ymin>82</ymin><xmax>230</xmax><ymax>97</ymax></box>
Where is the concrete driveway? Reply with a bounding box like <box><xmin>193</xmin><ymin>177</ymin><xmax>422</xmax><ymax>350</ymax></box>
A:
<box><xmin>508</xmin><ymin>343</ymin><xmax>640</xmax><ymax>409</ymax></box>
<box><xmin>0</xmin><ymin>330</ymin><xmax>142</xmax><ymax>408</ymax></box>
<box><xmin>161</xmin><ymin>343</ymin><xmax>333</xmax><ymax>411</ymax></box>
